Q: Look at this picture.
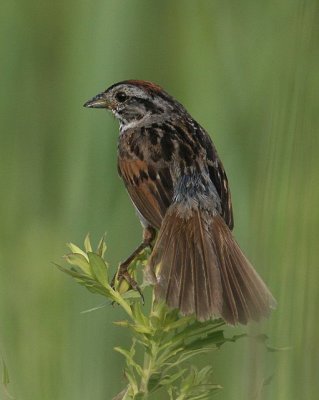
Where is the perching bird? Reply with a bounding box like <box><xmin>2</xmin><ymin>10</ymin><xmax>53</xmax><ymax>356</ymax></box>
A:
<box><xmin>84</xmin><ymin>80</ymin><xmax>276</xmax><ymax>324</ymax></box>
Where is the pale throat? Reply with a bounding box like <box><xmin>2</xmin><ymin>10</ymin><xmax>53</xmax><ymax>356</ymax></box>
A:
<box><xmin>117</xmin><ymin>111</ymin><xmax>155</xmax><ymax>134</ymax></box>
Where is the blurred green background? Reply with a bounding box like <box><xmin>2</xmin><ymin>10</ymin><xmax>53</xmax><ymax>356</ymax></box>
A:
<box><xmin>1</xmin><ymin>1</ymin><xmax>318</xmax><ymax>399</ymax></box>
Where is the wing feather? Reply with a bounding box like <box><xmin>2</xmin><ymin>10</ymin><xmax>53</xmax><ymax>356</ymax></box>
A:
<box><xmin>118</xmin><ymin>157</ymin><xmax>174</xmax><ymax>229</ymax></box>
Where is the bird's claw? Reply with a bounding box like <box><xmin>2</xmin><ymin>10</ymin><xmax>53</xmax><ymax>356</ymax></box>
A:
<box><xmin>111</xmin><ymin>268</ymin><xmax>145</xmax><ymax>305</ymax></box>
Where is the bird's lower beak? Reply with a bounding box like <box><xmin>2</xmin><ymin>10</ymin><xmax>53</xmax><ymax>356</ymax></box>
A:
<box><xmin>83</xmin><ymin>92</ymin><xmax>111</xmax><ymax>109</ymax></box>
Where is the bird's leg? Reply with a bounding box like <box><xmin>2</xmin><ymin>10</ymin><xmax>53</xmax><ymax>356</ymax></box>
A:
<box><xmin>112</xmin><ymin>226</ymin><xmax>156</xmax><ymax>301</ymax></box>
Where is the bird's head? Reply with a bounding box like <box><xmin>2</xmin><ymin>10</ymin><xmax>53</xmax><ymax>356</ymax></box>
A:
<box><xmin>84</xmin><ymin>80</ymin><xmax>185</xmax><ymax>129</ymax></box>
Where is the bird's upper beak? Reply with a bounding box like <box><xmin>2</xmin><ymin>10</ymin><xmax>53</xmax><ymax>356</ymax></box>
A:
<box><xmin>83</xmin><ymin>92</ymin><xmax>111</xmax><ymax>109</ymax></box>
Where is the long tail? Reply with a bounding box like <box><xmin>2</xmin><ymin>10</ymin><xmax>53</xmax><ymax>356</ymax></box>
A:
<box><xmin>146</xmin><ymin>205</ymin><xmax>276</xmax><ymax>324</ymax></box>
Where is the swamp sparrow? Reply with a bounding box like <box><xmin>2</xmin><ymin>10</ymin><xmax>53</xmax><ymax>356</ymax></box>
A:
<box><xmin>84</xmin><ymin>80</ymin><xmax>276</xmax><ymax>324</ymax></box>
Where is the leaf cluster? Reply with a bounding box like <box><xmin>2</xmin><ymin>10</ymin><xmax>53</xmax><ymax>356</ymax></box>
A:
<box><xmin>55</xmin><ymin>235</ymin><xmax>240</xmax><ymax>399</ymax></box>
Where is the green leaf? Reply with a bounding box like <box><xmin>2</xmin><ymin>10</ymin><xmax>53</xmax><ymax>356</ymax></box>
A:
<box><xmin>97</xmin><ymin>234</ymin><xmax>107</xmax><ymax>257</ymax></box>
<box><xmin>147</xmin><ymin>372</ymin><xmax>162</xmax><ymax>392</ymax></box>
<box><xmin>67</xmin><ymin>242</ymin><xmax>88</xmax><ymax>259</ymax></box>
<box><xmin>131</xmin><ymin>302</ymin><xmax>149</xmax><ymax>326</ymax></box>
<box><xmin>160</xmin><ymin>368</ymin><xmax>187</xmax><ymax>387</ymax></box>
<box><xmin>84</xmin><ymin>233</ymin><xmax>93</xmax><ymax>252</ymax></box>
<box><xmin>114</xmin><ymin>347</ymin><xmax>143</xmax><ymax>377</ymax></box>
<box><xmin>185</xmin><ymin>330</ymin><xmax>226</xmax><ymax>350</ymax></box>
<box><xmin>185</xmin><ymin>391</ymin><xmax>221</xmax><ymax>400</ymax></box>
<box><xmin>164</xmin><ymin>348</ymin><xmax>214</xmax><ymax>372</ymax></box>
<box><xmin>167</xmin><ymin>387</ymin><xmax>174</xmax><ymax>400</ymax></box>
<box><xmin>88</xmin><ymin>252</ymin><xmax>109</xmax><ymax>286</ymax></box>
<box><xmin>132</xmin><ymin>393</ymin><xmax>145</xmax><ymax>400</ymax></box>
<box><xmin>124</xmin><ymin>369</ymin><xmax>138</xmax><ymax>394</ymax></box>
<box><xmin>80</xmin><ymin>302</ymin><xmax>108</xmax><ymax>314</ymax></box>
<box><xmin>64</xmin><ymin>253</ymin><xmax>91</xmax><ymax>275</ymax></box>
<box><xmin>131</xmin><ymin>324</ymin><xmax>153</xmax><ymax>334</ymax></box>
<box><xmin>112</xmin><ymin>388</ymin><xmax>130</xmax><ymax>400</ymax></box>
<box><xmin>2</xmin><ymin>359</ymin><xmax>9</xmax><ymax>387</ymax></box>
<box><xmin>122</xmin><ymin>290</ymin><xmax>143</xmax><ymax>300</ymax></box>
<box><xmin>1</xmin><ymin>358</ymin><xmax>15</xmax><ymax>400</ymax></box>
<box><xmin>197</xmin><ymin>365</ymin><xmax>213</xmax><ymax>382</ymax></box>
<box><xmin>113</xmin><ymin>320</ymin><xmax>130</xmax><ymax>327</ymax></box>
<box><xmin>162</xmin><ymin>316</ymin><xmax>194</xmax><ymax>332</ymax></box>
<box><xmin>53</xmin><ymin>262</ymin><xmax>87</xmax><ymax>279</ymax></box>
<box><xmin>180</xmin><ymin>366</ymin><xmax>196</xmax><ymax>390</ymax></box>
<box><xmin>156</xmin><ymin>346</ymin><xmax>184</xmax><ymax>366</ymax></box>
<box><xmin>176</xmin><ymin>365</ymin><xmax>222</xmax><ymax>400</ymax></box>
<box><xmin>114</xmin><ymin>347</ymin><xmax>134</xmax><ymax>363</ymax></box>
<box><xmin>169</xmin><ymin>320</ymin><xmax>225</xmax><ymax>347</ymax></box>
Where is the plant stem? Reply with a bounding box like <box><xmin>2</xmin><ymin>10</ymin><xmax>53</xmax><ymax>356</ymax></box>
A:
<box><xmin>139</xmin><ymin>299</ymin><xmax>160</xmax><ymax>397</ymax></box>
<box><xmin>111</xmin><ymin>289</ymin><xmax>134</xmax><ymax>319</ymax></box>
<box><xmin>140</xmin><ymin>350</ymin><xmax>151</xmax><ymax>395</ymax></box>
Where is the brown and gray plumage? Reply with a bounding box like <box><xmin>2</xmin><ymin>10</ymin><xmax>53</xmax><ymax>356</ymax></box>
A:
<box><xmin>84</xmin><ymin>80</ymin><xmax>276</xmax><ymax>324</ymax></box>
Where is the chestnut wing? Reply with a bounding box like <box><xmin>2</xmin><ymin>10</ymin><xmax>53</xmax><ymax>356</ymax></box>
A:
<box><xmin>118</xmin><ymin>157</ymin><xmax>174</xmax><ymax>230</ymax></box>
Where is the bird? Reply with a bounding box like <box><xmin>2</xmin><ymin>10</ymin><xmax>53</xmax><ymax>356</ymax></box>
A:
<box><xmin>84</xmin><ymin>80</ymin><xmax>276</xmax><ymax>324</ymax></box>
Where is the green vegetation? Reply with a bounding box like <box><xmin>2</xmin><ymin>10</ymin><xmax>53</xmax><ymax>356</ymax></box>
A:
<box><xmin>57</xmin><ymin>235</ymin><xmax>227</xmax><ymax>399</ymax></box>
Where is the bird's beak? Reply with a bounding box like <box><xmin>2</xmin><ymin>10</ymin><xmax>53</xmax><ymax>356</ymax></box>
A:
<box><xmin>83</xmin><ymin>92</ymin><xmax>111</xmax><ymax>109</ymax></box>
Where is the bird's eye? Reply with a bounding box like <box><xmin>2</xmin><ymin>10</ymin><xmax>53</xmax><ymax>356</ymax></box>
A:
<box><xmin>115</xmin><ymin>91</ymin><xmax>128</xmax><ymax>102</ymax></box>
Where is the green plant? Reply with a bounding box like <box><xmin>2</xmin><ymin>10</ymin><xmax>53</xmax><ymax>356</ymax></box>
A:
<box><xmin>1</xmin><ymin>358</ymin><xmax>13</xmax><ymax>400</ymax></box>
<box><xmin>55</xmin><ymin>235</ymin><xmax>247</xmax><ymax>399</ymax></box>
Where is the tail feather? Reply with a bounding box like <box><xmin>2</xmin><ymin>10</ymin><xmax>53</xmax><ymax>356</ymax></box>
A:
<box><xmin>147</xmin><ymin>205</ymin><xmax>276</xmax><ymax>324</ymax></box>
<box><xmin>213</xmin><ymin>215</ymin><xmax>277</xmax><ymax>323</ymax></box>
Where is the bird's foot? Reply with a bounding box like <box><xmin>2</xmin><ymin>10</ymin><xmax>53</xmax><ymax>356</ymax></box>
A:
<box><xmin>111</xmin><ymin>266</ymin><xmax>144</xmax><ymax>305</ymax></box>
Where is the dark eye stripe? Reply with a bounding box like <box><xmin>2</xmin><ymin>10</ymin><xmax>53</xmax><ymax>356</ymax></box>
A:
<box><xmin>131</xmin><ymin>97</ymin><xmax>164</xmax><ymax>114</ymax></box>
